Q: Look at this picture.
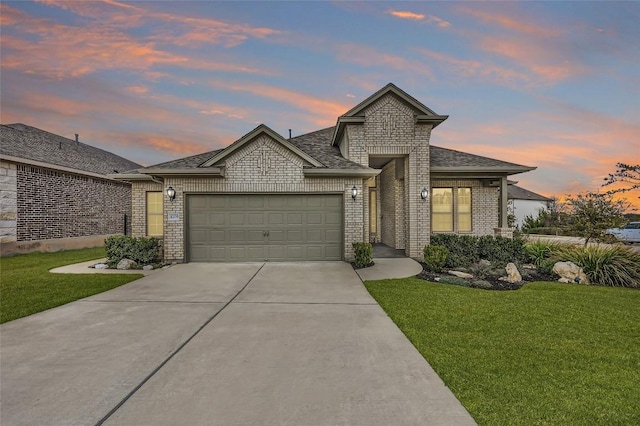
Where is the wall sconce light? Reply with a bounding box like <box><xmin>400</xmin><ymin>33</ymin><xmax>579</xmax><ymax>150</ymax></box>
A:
<box><xmin>166</xmin><ymin>186</ymin><xmax>176</xmax><ymax>202</ymax></box>
<box><xmin>420</xmin><ymin>187</ymin><xmax>429</xmax><ymax>201</ymax></box>
<box><xmin>351</xmin><ymin>185</ymin><xmax>358</xmax><ymax>200</ymax></box>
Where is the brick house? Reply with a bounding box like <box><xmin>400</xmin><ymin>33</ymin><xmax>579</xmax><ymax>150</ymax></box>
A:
<box><xmin>0</xmin><ymin>124</ymin><xmax>141</xmax><ymax>256</ymax></box>
<box><xmin>114</xmin><ymin>84</ymin><xmax>534</xmax><ymax>262</ymax></box>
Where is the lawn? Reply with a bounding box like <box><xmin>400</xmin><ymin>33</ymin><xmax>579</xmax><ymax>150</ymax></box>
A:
<box><xmin>365</xmin><ymin>278</ymin><xmax>640</xmax><ymax>426</ymax></box>
<box><xmin>1</xmin><ymin>247</ymin><xmax>142</xmax><ymax>324</ymax></box>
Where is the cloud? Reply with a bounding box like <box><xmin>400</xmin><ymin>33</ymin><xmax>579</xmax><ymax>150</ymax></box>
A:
<box><xmin>1</xmin><ymin>3</ymin><xmax>278</xmax><ymax>80</ymax></box>
<box><xmin>336</xmin><ymin>44</ymin><xmax>435</xmax><ymax>80</ymax></box>
<box><xmin>387</xmin><ymin>9</ymin><xmax>451</xmax><ymax>27</ymax></box>
<box><xmin>455</xmin><ymin>6</ymin><xmax>560</xmax><ymax>37</ymax></box>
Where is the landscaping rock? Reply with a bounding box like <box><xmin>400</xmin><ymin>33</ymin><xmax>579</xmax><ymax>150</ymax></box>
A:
<box><xmin>478</xmin><ymin>259</ymin><xmax>492</xmax><ymax>268</ymax></box>
<box><xmin>448</xmin><ymin>270</ymin><xmax>473</xmax><ymax>279</ymax></box>
<box><xmin>93</xmin><ymin>263</ymin><xmax>108</xmax><ymax>269</ymax></box>
<box><xmin>553</xmin><ymin>261</ymin><xmax>589</xmax><ymax>284</ymax></box>
<box><xmin>116</xmin><ymin>259</ymin><xmax>137</xmax><ymax>270</ymax></box>
<box><xmin>142</xmin><ymin>265</ymin><xmax>154</xmax><ymax>271</ymax></box>
<box><xmin>499</xmin><ymin>263</ymin><xmax>522</xmax><ymax>283</ymax></box>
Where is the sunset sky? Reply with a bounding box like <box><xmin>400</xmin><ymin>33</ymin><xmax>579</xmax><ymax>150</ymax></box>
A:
<box><xmin>2</xmin><ymin>1</ymin><xmax>639</xmax><ymax>210</ymax></box>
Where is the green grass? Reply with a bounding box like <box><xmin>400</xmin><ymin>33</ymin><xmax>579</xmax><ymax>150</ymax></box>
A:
<box><xmin>1</xmin><ymin>247</ymin><xmax>142</xmax><ymax>323</ymax></box>
<box><xmin>365</xmin><ymin>278</ymin><xmax>640</xmax><ymax>425</ymax></box>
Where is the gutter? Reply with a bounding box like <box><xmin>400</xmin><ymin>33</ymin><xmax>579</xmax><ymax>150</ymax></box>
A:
<box><xmin>1</xmin><ymin>154</ymin><xmax>122</xmax><ymax>182</ymax></box>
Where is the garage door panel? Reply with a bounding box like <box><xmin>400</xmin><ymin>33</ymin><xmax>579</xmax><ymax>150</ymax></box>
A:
<box><xmin>187</xmin><ymin>194</ymin><xmax>342</xmax><ymax>261</ymax></box>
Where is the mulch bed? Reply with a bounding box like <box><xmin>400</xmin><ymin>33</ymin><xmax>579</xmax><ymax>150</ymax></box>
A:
<box><xmin>416</xmin><ymin>263</ymin><xmax>557</xmax><ymax>291</ymax></box>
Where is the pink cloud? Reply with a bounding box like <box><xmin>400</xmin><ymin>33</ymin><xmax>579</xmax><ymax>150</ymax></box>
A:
<box><xmin>387</xmin><ymin>9</ymin><xmax>451</xmax><ymax>27</ymax></box>
<box><xmin>456</xmin><ymin>6</ymin><xmax>561</xmax><ymax>37</ymax></box>
<box><xmin>336</xmin><ymin>44</ymin><xmax>435</xmax><ymax>80</ymax></box>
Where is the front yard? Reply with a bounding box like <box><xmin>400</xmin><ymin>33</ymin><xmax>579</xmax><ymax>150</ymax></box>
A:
<box><xmin>1</xmin><ymin>247</ymin><xmax>142</xmax><ymax>323</ymax></box>
<box><xmin>365</xmin><ymin>278</ymin><xmax>640</xmax><ymax>425</ymax></box>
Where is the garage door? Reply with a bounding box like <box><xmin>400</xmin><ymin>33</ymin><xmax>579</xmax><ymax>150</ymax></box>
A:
<box><xmin>187</xmin><ymin>194</ymin><xmax>343</xmax><ymax>262</ymax></box>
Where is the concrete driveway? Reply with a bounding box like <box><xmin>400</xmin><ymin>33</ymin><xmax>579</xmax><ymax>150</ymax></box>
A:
<box><xmin>0</xmin><ymin>262</ymin><xmax>475</xmax><ymax>426</ymax></box>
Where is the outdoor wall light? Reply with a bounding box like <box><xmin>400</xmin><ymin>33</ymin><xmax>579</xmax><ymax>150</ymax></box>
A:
<box><xmin>351</xmin><ymin>185</ymin><xmax>358</xmax><ymax>200</ymax></box>
<box><xmin>420</xmin><ymin>187</ymin><xmax>429</xmax><ymax>201</ymax></box>
<box><xmin>166</xmin><ymin>186</ymin><xmax>176</xmax><ymax>202</ymax></box>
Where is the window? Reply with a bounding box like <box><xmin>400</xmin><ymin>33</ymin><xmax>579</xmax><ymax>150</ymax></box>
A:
<box><xmin>432</xmin><ymin>187</ymin><xmax>472</xmax><ymax>232</ymax></box>
<box><xmin>147</xmin><ymin>192</ymin><xmax>163</xmax><ymax>236</ymax></box>
<box><xmin>432</xmin><ymin>188</ymin><xmax>453</xmax><ymax>232</ymax></box>
<box><xmin>458</xmin><ymin>188</ymin><xmax>472</xmax><ymax>232</ymax></box>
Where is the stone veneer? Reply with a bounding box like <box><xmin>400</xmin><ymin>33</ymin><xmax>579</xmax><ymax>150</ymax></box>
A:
<box><xmin>0</xmin><ymin>160</ymin><xmax>18</xmax><ymax>243</ymax></box>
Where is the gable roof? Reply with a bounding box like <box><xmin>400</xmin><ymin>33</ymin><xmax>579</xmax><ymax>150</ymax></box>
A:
<box><xmin>201</xmin><ymin>124</ymin><xmax>323</xmax><ymax>168</ymax></box>
<box><xmin>289</xmin><ymin>127</ymin><xmax>369</xmax><ymax>170</ymax></box>
<box><xmin>332</xmin><ymin>83</ymin><xmax>449</xmax><ymax>146</ymax></box>
<box><xmin>508</xmin><ymin>184</ymin><xmax>552</xmax><ymax>202</ymax></box>
<box><xmin>0</xmin><ymin>123</ymin><xmax>140</xmax><ymax>175</ymax></box>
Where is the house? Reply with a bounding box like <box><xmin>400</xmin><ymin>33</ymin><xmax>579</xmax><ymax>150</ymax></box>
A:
<box><xmin>507</xmin><ymin>184</ymin><xmax>552</xmax><ymax>228</ymax></box>
<box><xmin>0</xmin><ymin>124</ymin><xmax>141</xmax><ymax>256</ymax></box>
<box><xmin>114</xmin><ymin>84</ymin><xmax>535</xmax><ymax>262</ymax></box>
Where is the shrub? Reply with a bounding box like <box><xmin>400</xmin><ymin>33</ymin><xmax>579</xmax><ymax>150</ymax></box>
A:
<box><xmin>469</xmin><ymin>259</ymin><xmax>493</xmax><ymax>280</ymax></box>
<box><xmin>105</xmin><ymin>235</ymin><xmax>161</xmax><ymax>265</ymax></box>
<box><xmin>525</xmin><ymin>241</ymin><xmax>563</xmax><ymax>267</ymax></box>
<box><xmin>430</xmin><ymin>234</ymin><xmax>528</xmax><ymax>268</ymax></box>
<box><xmin>423</xmin><ymin>245</ymin><xmax>449</xmax><ymax>272</ymax></box>
<box><xmin>555</xmin><ymin>245</ymin><xmax>640</xmax><ymax>288</ymax></box>
<box><xmin>352</xmin><ymin>242</ymin><xmax>373</xmax><ymax>269</ymax></box>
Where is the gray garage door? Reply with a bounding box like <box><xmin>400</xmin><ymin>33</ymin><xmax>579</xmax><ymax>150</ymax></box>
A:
<box><xmin>187</xmin><ymin>194</ymin><xmax>343</xmax><ymax>262</ymax></box>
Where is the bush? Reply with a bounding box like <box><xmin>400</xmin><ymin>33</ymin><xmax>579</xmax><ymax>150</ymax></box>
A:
<box><xmin>471</xmin><ymin>280</ymin><xmax>493</xmax><ymax>290</ymax></box>
<box><xmin>430</xmin><ymin>234</ymin><xmax>528</xmax><ymax>268</ymax></box>
<box><xmin>555</xmin><ymin>245</ymin><xmax>640</xmax><ymax>288</ymax></box>
<box><xmin>525</xmin><ymin>241</ymin><xmax>563</xmax><ymax>267</ymax></box>
<box><xmin>469</xmin><ymin>259</ymin><xmax>493</xmax><ymax>280</ymax></box>
<box><xmin>352</xmin><ymin>242</ymin><xmax>373</xmax><ymax>269</ymax></box>
<box><xmin>105</xmin><ymin>235</ymin><xmax>161</xmax><ymax>265</ymax></box>
<box><xmin>423</xmin><ymin>245</ymin><xmax>449</xmax><ymax>272</ymax></box>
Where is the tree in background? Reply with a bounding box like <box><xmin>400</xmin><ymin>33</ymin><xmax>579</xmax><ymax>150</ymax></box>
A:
<box><xmin>565</xmin><ymin>192</ymin><xmax>628</xmax><ymax>246</ymax></box>
<box><xmin>603</xmin><ymin>163</ymin><xmax>640</xmax><ymax>197</ymax></box>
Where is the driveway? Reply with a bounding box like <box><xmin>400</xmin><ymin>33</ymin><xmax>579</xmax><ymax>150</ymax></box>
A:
<box><xmin>0</xmin><ymin>262</ymin><xmax>475</xmax><ymax>426</ymax></box>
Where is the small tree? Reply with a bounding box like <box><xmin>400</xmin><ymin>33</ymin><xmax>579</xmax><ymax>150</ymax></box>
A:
<box><xmin>603</xmin><ymin>163</ymin><xmax>640</xmax><ymax>196</ymax></box>
<box><xmin>565</xmin><ymin>192</ymin><xmax>628</xmax><ymax>246</ymax></box>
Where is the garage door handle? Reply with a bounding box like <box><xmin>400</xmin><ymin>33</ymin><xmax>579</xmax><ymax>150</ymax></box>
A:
<box><xmin>263</xmin><ymin>230</ymin><xmax>270</xmax><ymax>237</ymax></box>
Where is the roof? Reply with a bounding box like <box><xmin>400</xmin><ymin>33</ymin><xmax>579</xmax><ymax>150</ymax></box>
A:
<box><xmin>508</xmin><ymin>184</ymin><xmax>552</xmax><ymax>202</ymax></box>
<box><xmin>0</xmin><ymin>123</ymin><xmax>140</xmax><ymax>175</ymax></box>
<box><xmin>430</xmin><ymin>145</ymin><xmax>532</xmax><ymax>171</ymax></box>
<box><xmin>289</xmin><ymin>127</ymin><xmax>369</xmax><ymax>170</ymax></box>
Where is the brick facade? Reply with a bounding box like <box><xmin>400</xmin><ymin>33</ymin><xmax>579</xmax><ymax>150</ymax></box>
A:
<box><xmin>132</xmin><ymin>135</ymin><xmax>363</xmax><ymax>262</ymax></box>
<box><xmin>15</xmin><ymin>163</ymin><xmax>132</xmax><ymax>241</ymax></box>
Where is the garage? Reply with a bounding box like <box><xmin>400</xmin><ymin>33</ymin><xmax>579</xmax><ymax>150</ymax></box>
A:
<box><xmin>187</xmin><ymin>194</ymin><xmax>343</xmax><ymax>262</ymax></box>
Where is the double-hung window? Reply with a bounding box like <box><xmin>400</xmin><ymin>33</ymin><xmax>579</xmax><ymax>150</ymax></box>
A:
<box><xmin>431</xmin><ymin>187</ymin><xmax>472</xmax><ymax>232</ymax></box>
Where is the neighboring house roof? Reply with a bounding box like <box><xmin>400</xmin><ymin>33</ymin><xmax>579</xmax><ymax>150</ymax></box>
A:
<box><xmin>508</xmin><ymin>185</ymin><xmax>552</xmax><ymax>202</ymax></box>
<box><xmin>0</xmin><ymin>123</ymin><xmax>141</xmax><ymax>175</ymax></box>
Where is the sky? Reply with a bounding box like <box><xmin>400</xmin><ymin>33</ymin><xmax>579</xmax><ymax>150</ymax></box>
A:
<box><xmin>2</xmin><ymin>1</ymin><xmax>639</xmax><ymax>210</ymax></box>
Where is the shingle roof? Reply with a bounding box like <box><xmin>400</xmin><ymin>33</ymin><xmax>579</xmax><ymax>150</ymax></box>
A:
<box><xmin>430</xmin><ymin>145</ymin><xmax>530</xmax><ymax>169</ymax></box>
<box><xmin>508</xmin><ymin>184</ymin><xmax>552</xmax><ymax>201</ymax></box>
<box><xmin>289</xmin><ymin>127</ymin><xmax>369</xmax><ymax>170</ymax></box>
<box><xmin>0</xmin><ymin>123</ymin><xmax>141</xmax><ymax>175</ymax></box>
<box><xmin>142</xmin><ymin>149</ymin><xmax>224</xmax><ymax>170</ymax></box>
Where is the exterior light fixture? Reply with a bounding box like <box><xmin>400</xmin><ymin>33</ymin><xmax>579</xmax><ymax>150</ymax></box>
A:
<box><xmin>420</xmin><ymin>187</ymin><xmax>429</xmax><ymax>201</ymax></box>
<box><xmin>166</xmin><ymin>186</ymin><xmax>176</xmax><ymax>202</ymax></box>
<box><xmin>351</xmin><ymin>185</ymin><xmax>358</xmax><ymax>200</ymax></box>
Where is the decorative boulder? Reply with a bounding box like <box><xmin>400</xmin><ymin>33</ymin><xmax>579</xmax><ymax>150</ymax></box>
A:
<box><xmin>93</xmin><ymin>263</ymin><xmax>108</xmax><ymax>269</ymax></box>
<box><xmin>499</xmin><ymin>262</ymin><xmax>522</xmax><ymax>283</ymax></box>
<box><xmin>116</xmin><ymin>259</ymin><xmax>137</xmax><ymax>270</ymax></box>
<box><xmin>552</xmin><ymin>261</ymin><xmax>589</xmax><ymax>284</ymax></box>
<box><xmin>142</xmin><ymin>265</ymin><xmax>154</xmax><ymax>271</ymax></box>
<box><xmin>448</xmin><ymin>270</ymin><xmax>474</xmax><ymax>279</ymax></box>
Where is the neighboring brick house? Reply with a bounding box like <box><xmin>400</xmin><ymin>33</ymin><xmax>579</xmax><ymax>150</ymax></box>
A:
<box><xmin>114</xmin><ymin>84</ymin><xmax>535</xmax><ymax>262</ymax></box>
<box><xmin>508</xmin><ymin>184</ymin><xmax>553</xmax><ymax>228</ymax></box>
<box><xmin>0</xmin><ymin>124</ymin><xmax>141</xmax><ymax>256</ymax></box>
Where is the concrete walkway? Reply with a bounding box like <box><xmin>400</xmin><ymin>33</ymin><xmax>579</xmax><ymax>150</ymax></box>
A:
<box><xmin>1</xmin><ymin>262</ymin><xmax>475</xmax><ymax>426</ymax></box>
<box><xmin>356</xmin><ymin>257</ymin><xmax>423</xmax><ymax>281</ymax></box>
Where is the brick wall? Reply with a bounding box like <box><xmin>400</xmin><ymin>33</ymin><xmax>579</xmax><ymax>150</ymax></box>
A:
<box><xmin>431</xmin><ymin>179</ymin><xmax>499</xmax><ymax>236</ymax></box>
<box><xmin>0</xmin><ymin>160</ymin><xmax>18</xmax><ymax>243</ymax></box>
<box><xmin>15</xmin><ymin>164</ymin><xmax>132</xmax><ymax>241</ymax></box>
<box><xmin>345</xmin><ymin>93</ymin><xmax>432</xmax><ymax>258</ymax></box>
<box><xmin>131</xmin><ymin>135</ymin><xmax>363</xmax><ymax>262</ymax></box>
